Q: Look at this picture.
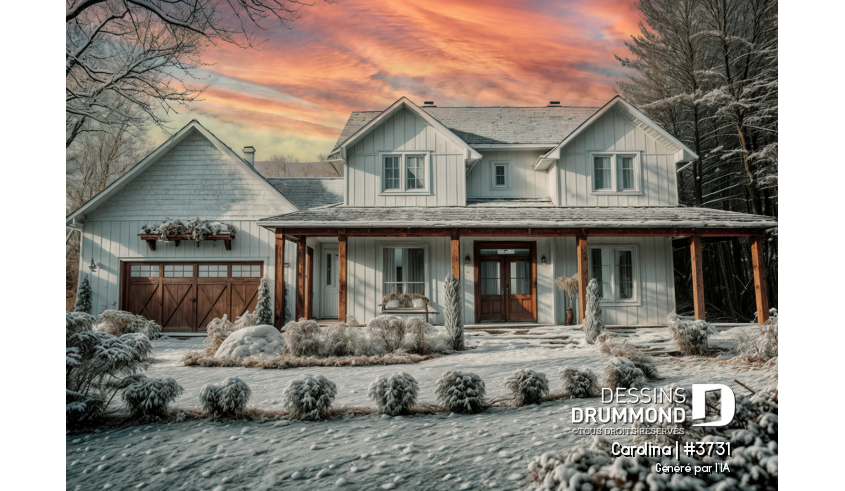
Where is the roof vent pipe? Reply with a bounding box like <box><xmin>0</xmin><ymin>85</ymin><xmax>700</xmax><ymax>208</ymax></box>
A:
<box><xmin>243</xmin><ymin>146</ymin><xmax>255</xmax><ymax>166</ymax></box>
<box><xmin>547</xmin><ymin>101</ymin><xmax>561</xmax><ymax>107</ymax></box>
<box><xmin>423</xmin><ymin>101</ymin><xmax>436</xmax><ymax>107</ymax></box>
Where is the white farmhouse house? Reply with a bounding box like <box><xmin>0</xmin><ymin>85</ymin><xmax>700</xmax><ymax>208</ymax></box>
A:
<box><xmin>66</xmin><ymin>96</ymin><xmax>776</xmax><ymax>332</ymax></box>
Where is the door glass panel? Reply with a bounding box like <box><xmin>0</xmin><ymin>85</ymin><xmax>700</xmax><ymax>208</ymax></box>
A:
<box><xmin>616</xmin><ymin>250</ymin><xmax>634</xmax><ymax>299</ymax></box>
<box><xmin>479</xmin><ymin>261</ymin><xmax>501</xmax><ymax>295</ymax></box>
<box><xmin>509</xmin><ymin>260</ymin><xmax>530</xmax><ymax>295</ymax></box>
<box><xmin>164</xmin><ymin>264</ymin><xmax>193</xmax><ymax>277</ymax></box>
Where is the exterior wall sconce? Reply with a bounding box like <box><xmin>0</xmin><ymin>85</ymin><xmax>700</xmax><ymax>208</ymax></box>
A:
<box><xmin>541</xmin><ymin>255</ymin><xmax>547</xmax><ymax>264</ymax></box>
<box><xmin>464</xmin><ymin>255</ymin><xmax>471</xmax><ymax>264</ymax></box>
<box><xmin>89</xmin><ymin>258</ymin><xmax>97</xmax><ymax>272</ymax></box>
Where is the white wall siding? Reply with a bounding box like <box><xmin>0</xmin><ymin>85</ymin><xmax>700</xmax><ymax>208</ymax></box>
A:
<box><xmin>466</xmin><ymin>150</ymin><xmax>549</xmax><ymax>199</ymax></box>
<box><xmin>557</xmin><ymin>108</ymin><xmax>680</xmax><ymax>207</ymax></box>
<box><xmin>346</xmin><ymin>108</ymin><xmax>466</xmax><ymax>207</ymax></box>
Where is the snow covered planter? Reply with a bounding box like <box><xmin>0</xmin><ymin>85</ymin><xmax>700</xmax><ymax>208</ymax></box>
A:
<box><xmin>122</xmin><ymin>376</ymin><xmax>183</xmax><ymax>420</ymax></box>
<box><xmin>199</xmin><ymin>377</ymin><xmax>252</xmax><ymax>419</ymax></box>
<box><xmin>215</xmin><ymin>325</ymin><xmax>285</xmax><ymax>359</ymax></box>
<box><xmin>596</xmin><ymin>334</ymin><xmax>660</xmax><ymax>380</ymax></box>
<box><xmin>583</xmin><ymin>278</ymin><xmax>604</xmax><ymax>344</ymax></box>
<box><xmin>666</xmin><ymin>312</ymin><xmax>716</xmax><ymax>355</ymax></box>
<box><xmin>435</xmin><ymin>370</ymin><xmax>486</xmax><ymax>413</ymax></box>
<box><xmin>283</xmin><ymin>375</ymin><xmax>338</xmax><ymax>420</ymax></box>
<box><xmin>368</xmin><ymin>372</ymin><xmax>420</xmax><ymax>416</ymax></box>
<box><xmin>558</xmin><ymin>368</ymin><xmax>600</xmax><ymax>399</ymax></box>
<box><xmin>601</xmin><ymin>357</ymin><xmax>646</xmax><ymax>391</ymax></box>
<box><xmin>504</xmin><ymin>369</ymin><xmax>550</xmax><ymax>406</ymax></box>
<box><xmin>139</xmin><ymin>218</ymin><xmax>236</xmax><ymax>242</ymax></box>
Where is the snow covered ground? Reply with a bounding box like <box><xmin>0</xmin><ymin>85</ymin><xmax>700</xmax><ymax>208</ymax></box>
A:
<box><xmin>66</xmin><ymin>325</ymin><xmax>776</xmax><ymax>491</ymax></box>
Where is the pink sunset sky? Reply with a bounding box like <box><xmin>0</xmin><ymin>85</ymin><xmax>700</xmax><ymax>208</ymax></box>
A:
<box><xmin>159</xmin><ymin>0</ymin><xmax>643</xmax><ymax>162</ymax></box>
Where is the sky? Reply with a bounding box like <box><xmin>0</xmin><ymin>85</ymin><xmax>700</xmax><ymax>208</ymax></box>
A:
<box><xmin>157</xmin><ymin>0</ymin><xmax>643</xmax><ymax>162</ymax></box>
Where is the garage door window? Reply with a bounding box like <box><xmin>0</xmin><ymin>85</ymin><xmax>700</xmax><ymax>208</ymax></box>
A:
<box><xmin>232</xmin><ymin>265</ymin><xmax>261</xmax><ymax>277</ymax></box>
<box><xmin>130</xmin><ymin>264</ymin><xmax>158</xmax><ymax>277</ymax></box>
<box><xmin>164</xmin><ymin>264</ymin><xmax>193</xmax><ymax>277</ymax></box>
<box><xmin>198</xmin><ymin>265</ymin><xmax>228</xmax><ymax>277</ymax></box>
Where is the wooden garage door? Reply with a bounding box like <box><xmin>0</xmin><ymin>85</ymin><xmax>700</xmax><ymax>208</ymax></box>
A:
<box><xmin>123</xmin><ymin>262</ymin><xmax>263</xmax><ymax>332</ymax></box>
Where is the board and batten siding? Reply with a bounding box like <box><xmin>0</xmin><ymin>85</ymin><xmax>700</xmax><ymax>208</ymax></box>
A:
<box><xmin>345</xmin><ymin>108</ymin><xmax>466</xmax><ymax>207</ymax></box>
<box><xmin>556</xmin><ymin>108</ymin><xmax>680</xmax><ymax>207</ymax></box>
<box><xmin>466</xmin><ymin>150</ymin><xmax>550</xmax><ymax>199</ymax></box>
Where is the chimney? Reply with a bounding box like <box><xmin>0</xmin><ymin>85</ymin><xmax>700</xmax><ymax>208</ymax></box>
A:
<box><xmin>547</xmin><ymin>101</ymin><xmax>561</xmax><ymax>107</ymax></box>
<box><xmin>423</xmin><ymin>101</ymin><xmax>436</xmax><ymax>107</ymax></box>
<box><xmin>243</xmin><ymin>146</ymin><xmax>255</xmax><ymax>167</ymax></box>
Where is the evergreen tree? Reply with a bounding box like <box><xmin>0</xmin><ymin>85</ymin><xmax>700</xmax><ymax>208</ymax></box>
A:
<box><xmin>254</xmin><ymin>277</ymin><xmax>273</xmax><ymax>326</ymax></box>
<box><xmin>73</xmin><ymin>275</ymin><xmax>92</xmax><ymax>313</ymax></box>
<box><xmin>583</xmin><ymin>278</ymin><xmax>604</xmax><ymax>344</ymax></box>
<box><xmin>444</xmin><ymin>273</ymin><xmax>464</xmax><ymax>351</ymax></box>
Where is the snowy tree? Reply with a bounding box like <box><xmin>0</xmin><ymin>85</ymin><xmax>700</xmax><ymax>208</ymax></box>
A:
<box><xmin>504</xmin><ymin>369</ymin><xmax>549</xmax><ymax>406</ymax></box>
<box><xmin>444</xmin><ymin>273</ymin><xmax>464</xmax><ymax>351</ymax></box>
<box><xmin>73</xmin><ymin>275</ymin><xmax>92</xmax><ymax>313</ymax></box>
<box><xmin>200</xmin><ymin>377</ymin><xmax>252</xmax><ymax>419</ymax></box>
<box><xmin>283</xmin><ymin>375</ymin><xmax>337</xmax><ymax>420</ymax></box>
<box><xmin>254</xmin><ymin>277</ymin><xmax>273</xmax><ymax>326</ymax></box>
<box><xmin>368</xmin><ymin>372</ymin><xmax>419</xmax><ymax>416</ymax></box>
<box><xmin>435</xmin><ymin>370</ymin><xmax>486</xmax><ymax>413</ymax></box>
<box><xmin>583</xmin><ymin>278</ymin><xmax>604</xmax><ymax>344</ymax></box>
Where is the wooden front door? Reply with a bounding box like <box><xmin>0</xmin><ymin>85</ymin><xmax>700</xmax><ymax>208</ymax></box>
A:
<box><xmin>122</xmin><ymin>262</ymin><xmax>263</xmax><ymax>332</ymax></box>
<box><xmin>474</xmin><ymin>243</ymin><xmax>537</xmax><ymax>323</ymax></box>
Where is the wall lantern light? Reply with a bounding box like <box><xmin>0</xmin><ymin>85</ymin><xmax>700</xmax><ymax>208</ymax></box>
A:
<box><xmin>541</xmin><ymin>255</ymin><xmax>547</xmax><ymax>264</ymax></box>
<box><xmin>464</xmin><ymin>255</ymin><xmax>471</xmax><ymax>264</ymax></box>
<box><xmin>89</xmin><ymin>258</ymin><xmax>97</xmax><ymax>272</ymax></box>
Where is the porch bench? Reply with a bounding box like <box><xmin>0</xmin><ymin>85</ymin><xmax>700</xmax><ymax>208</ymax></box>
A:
<box><xmin>378</xmin><ymin>301</ymin><xmax>439</xmax><ymax>323</ymax></box>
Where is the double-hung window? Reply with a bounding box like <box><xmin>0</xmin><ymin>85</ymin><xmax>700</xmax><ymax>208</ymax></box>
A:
<box><xmin>382</xmin><ymin>247</ymin><xmax>425</xmax><ymax>295</ymax></box>
<box><xmin>589</xmin><ymin>245</ymin><xmax>638</xmax><ymax>304</ymax></box>
<box><xmin>491</xmin><ymin>162</ymin><xmax>509</xmax><ymax>188</ymax></box>
<box><xmin>381</xmin><ymin>153</ymin><xmax>429</xmax><ymax>193</ymax></box>
<box><xmin>591</xmin><ymin>153</ymin><xmax>640</xmax><ymax>193</ymax></box>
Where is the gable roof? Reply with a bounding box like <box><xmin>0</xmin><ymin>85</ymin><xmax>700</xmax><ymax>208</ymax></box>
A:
<box><xmin>66</xmin><ymin>120</ymin><xmax>297</xmax><ymax>224</ymax></box>
<box><xmin>333</xmin><ymin>105</ymin><xmax>598</xmax><ymax>149</ymax></box>
<box><xmin>329</xmin><ymin>97</ymin><xmax>482</xmax><ymax>160</ymax></box>
<box><xmin>267</xmin><ymin>177</ymin><xmax>344</xmax><ymax>210</ymax></box>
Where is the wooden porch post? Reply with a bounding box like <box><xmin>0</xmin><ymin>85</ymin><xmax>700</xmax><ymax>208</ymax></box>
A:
<box><xmin>296</xmin><ymin>239</ymin><xmax>306</xmax><ymax>320</ymax></box>
<box><xmin>576</xmin><ymin>236</ymin><xmax>588</xmax><ymax>323</ymax></box>
<box><xmin>450</xmin><ymin>232</ymin><xmax>460</xmax><ymax>279</ymax></box>
<box><xmin>338</xmin><ymin>233</ymin><xmax>347</xmax><ymax>322</ymax></box>
<box><xmin>274</xmin><ymin>230</ymin><xmax>285</xmax><ymax>329</ymax></box>
<box><xmin>690</xmin><ymin>236</ymin><xmax>705</xmax><ymax>321</ymax></box>
<box><xmin>750</xmin><ymin>235</ymin><xmax>770</xmax><ymax>325</ymax></box>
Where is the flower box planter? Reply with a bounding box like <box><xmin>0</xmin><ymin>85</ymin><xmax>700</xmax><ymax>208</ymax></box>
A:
<box><xmin>138</xmin><ymin>234</ymin><xmax>234</xmax><ymax>251</ymax></box>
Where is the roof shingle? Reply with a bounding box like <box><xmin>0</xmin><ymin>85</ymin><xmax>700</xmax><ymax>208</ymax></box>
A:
<box><xmin>267</xmin><ymin>177</ymin><xmax>344</xmax><ymax>210</ymax></box>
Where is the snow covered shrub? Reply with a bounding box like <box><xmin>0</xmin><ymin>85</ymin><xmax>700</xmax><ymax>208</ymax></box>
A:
<box><xmin>504</xmin><ymin>369</ymin><xmax>550</xmax><ymax>406</ymax></box>
<box><xmin>596</xmin><ymin>334</ymin><xmax>660</xmax><ymax>380</ymax></box>
<box><xmin>129</xmin><ymin>315</ymin><xmax>162</xmax><ymax>340</ymax></box>
<box><xmin>323</xmin><ymin>322</ymin><xmax>354</xmax><ymax>357</ymax></box>
<box><xmin>215</xmin><ymin>325</ymin><xmax>285</xmax><ymax>359</ymax></box>
<box><xmin>74</xmin><ymin>274</ymin><xmax>92</xmax><ymax>313</ymax></box>
<box><xmin>283</xmin><ymin>318</ymin><xmax>324</xmax><ymax>357</ymax></box>
<box><xmin>738</xmin><ymin>315</ymin><xmax>778</xmax><ymax>362</ymax></box>
<box><xmin>234</xmin><ymin>311</ymin><xmax>259</xmax><ymax>330</ymax></box>
<box><xmin>583</xmin><ymin>278</ymin><xmax>604</xmax><ymax>344</ymax></box>
<box><xmin>283</xmin><ymin>375</ymin><xmax>337</xmax><ymax>420</ymax></box>
<box><xmin>205</xmin><ymin>315</ymin><xmax>237</xmax><ymax>352</ymax></box>
<box><xmin>199</xmin><ymin>377</ymin><xmax>252</xmax><ymax>419</ymax></box>
<box><xmin>366</xmin><ymin>316</ymin><xmax>404</xmax><ymax>353</ymax></box>
<box><xmin>602</xmin><ymin>357</ymin><xmax>646</xmax><ymax>391</ymax></box>
<box><xmin>122</xmin><ymin>376</ymin><xmax>183</xmax><ymax>420</ymax></box>
<box><xmin>253</xmin><ymin>277</ymin><xmax>274</xmax><ymax>326</ymax></box>
<box><xmin>66</xmin><ymin>311</ymin><xmax>96</xmax><ymax>338</ymax></box>
<box><xmin>96</xmin><ymin>309</ymin><xmax>135</xmax><ymax>336</ymax></box>
<box><xmin>435</xmin><ymin>370</ymin><xmax>486</xmax><ymax>413</ymax></box>
<box><xmin>368</xmin><ymin>372</ymin><xmax>419</xmax><ymax>415</ymax></box>
<box><xmin>666</xmin><ymin>312</ymin><xmax>716</xmax><ymax>355</ymax></box>
<box><xmin>444</xmin><ymin>273</ymin><xmax>464</xmax><ymax>350</ymax></box>
<box><xmin>558</xmin><ymin>367</ymin><xmax>600</xmax><ymax>399</ymax></box>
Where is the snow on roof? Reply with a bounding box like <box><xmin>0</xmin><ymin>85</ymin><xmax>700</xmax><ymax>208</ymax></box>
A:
<box><xmin>258</xmin><ymin>206</ymin><xmax>778</xmax><ymax>229</ymax></box>
<box><xmin>267</xmin><ymin>177</ymin><xmax>344</xmax><ymax>210</ymax></box>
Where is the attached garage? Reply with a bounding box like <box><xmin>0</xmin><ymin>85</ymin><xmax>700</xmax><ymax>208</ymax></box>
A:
<box><xmin>121</xmin><ymin>261</ymin><xmax>264</xmax><ymax>332</ymax></box>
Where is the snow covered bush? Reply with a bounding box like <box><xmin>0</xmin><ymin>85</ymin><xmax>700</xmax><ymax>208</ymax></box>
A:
<box><xmin>558</xmin><ymin>367</ymin><xmax>600</xmax><ymax>399</ymax></box>
<box><xmin>504</xmin><ymin>369</ymin><xmax>550</xmax><ymax>406</ymax></box>
<box><xmin>234</xmin><ymin>311</ymin><xmax>259</xmax><ymax>330</ymax></box>
<box><xmin>738</xmin><ymin>315</ymin><xmax>778</xmax><ymax>362</ymax></box>
<box><xmin>368</xmin><ymin>372</ymin><xmax>419</xmax><ymax>416</ymax></box>
<box><xmin>444</xmin><ymin>273</ymin><xmax>464</xmax><ymax>350</ymax></box>
<box><xmin>74</xmin><ymin>274</ymin><xmax>92</xmax><ymax>313</ymax></box>
<box><xmin>66</xmin><ymin>311</ymin><xmax>97</xmax><ymax>338</ymax></box>
<box><xmin>283</xmin><ymin>375</ymin><xmax>337</xmax><ymax>420</ymax></box>
<box><xmin>435</xmin><ymin>370</ymin><xmax>486</xmax><ymax>413</ymax></box>
<box><xmin>205</xmin><ymin>315</ymin><xmax>237</xmax><ymax>352</ymax></box>
<box><xmin>253</xmin><ymin>277</ymin><xmax>274</xmax><ymax>326</ymax></box>
<box><xmin>323</xmin><ymin>322</ymin><xmax>355</xmax><ymax>357</ymax></box>
<box><xmin>667</xmin><ymin>312</ymin><xmax>716</xmax><ymax>355</ymax></box>
<box><xmin>283</xmin><ymin>318</ymin><xmax>324</xmax><ymax>357</ymax></box>
<box><xmin>96</xmin><ymin>309</ymin><xmax>135</xmax><ymax>336</ymax></box>
<box><xmin>122</xmin><ymin>376</ymin><xmax>183</xmax><ymax>420</ymax></box>
<box><xmin>215</xmin><ymin>325</ymin><xmax>285</xmax><ymax>359</ymax></box>
<box><xmin>366</xmin><ymin>316</ymin><xmax>404</xmax><ymax>353</ymax></box>
<box><xmin>199</xmin><ymin>377</ymin><xmax>252</xmax><ymax>419</ymax></box>
<box><xmin>596</xmin><ymin>334</ymin><xmax>660</xmax><ymax>380</ymax></box>
<box><xmin>583</xmin><ymin>278</ymin><xmax>604</xmax><ymax>344</ymax></box>
<box><xmin>601</xmin><ymin>357</ymin><xmax>646</xmax><ymax>391</ymax></box>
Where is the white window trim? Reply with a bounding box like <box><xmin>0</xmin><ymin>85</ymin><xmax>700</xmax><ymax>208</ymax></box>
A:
<box><xmin>490</xmin><ymin>161</ymin><xmax>510</xmax><ymax>189</ymax></box>
<box><xmin>588</xmin><ymin>244</ymin><xmax>641</xmax><ymax>306</ymax></box>
<box><xmin>378</xmin><ymin>151</ymin><xmax>432</xmax><ymax>195</ymax></box>
<box><xmin>589</xmin><ymin>152</ymin><xmax>643</xmax><ymax>195</ymax></box>
<box><xmin>376</xmin><ymin>241</ymin><xmax>430</xmax><ymax>299</ymax></box>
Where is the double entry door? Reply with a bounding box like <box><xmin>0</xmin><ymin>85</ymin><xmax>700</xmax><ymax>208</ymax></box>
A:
<box><xmin>475</xmin><ymin>242</ymin><xmax>537</xmax><ymax>322</ymax></box>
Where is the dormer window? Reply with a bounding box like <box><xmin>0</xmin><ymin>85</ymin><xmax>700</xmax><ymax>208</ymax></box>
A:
<box><xmin>490</xmin><ymin>162</ymin><xmax>509</xmax><ymax>189</ymax></box>
<box><xmin>380</xmin><ymin>152</ymin><xmax>431</xmax><ymax>194</ymax></box>
<box><xmin>590</xmin><ymin>152</ymin><xmax>641</xmax><ymax>194</ymax></box>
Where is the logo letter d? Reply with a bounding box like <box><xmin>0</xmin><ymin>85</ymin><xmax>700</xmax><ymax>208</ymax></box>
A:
<box><xmin>691</xmin><ymin>384</ymin><xmax>735</xmax><ymax>427</ymax></box>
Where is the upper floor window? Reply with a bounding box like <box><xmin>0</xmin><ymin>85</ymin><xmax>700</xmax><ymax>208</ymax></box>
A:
<box><xmin>380</xmin><ymin>152</ymin><xmax>430</xmax><ymax>194</ymax></box>
<box><xmin>589</xmin><ymin>245</ymin><xmax>639</xmax><ymax>304</ymax></box>
<box><xmin>491</xmin><ymin>162</ymin><xmax>509</xmax><ymax>188</ymax></box>
<box><xmin>591</xmin><ymin>153</ymin><xmax>641</xmax><ymax>193</ymax></box>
